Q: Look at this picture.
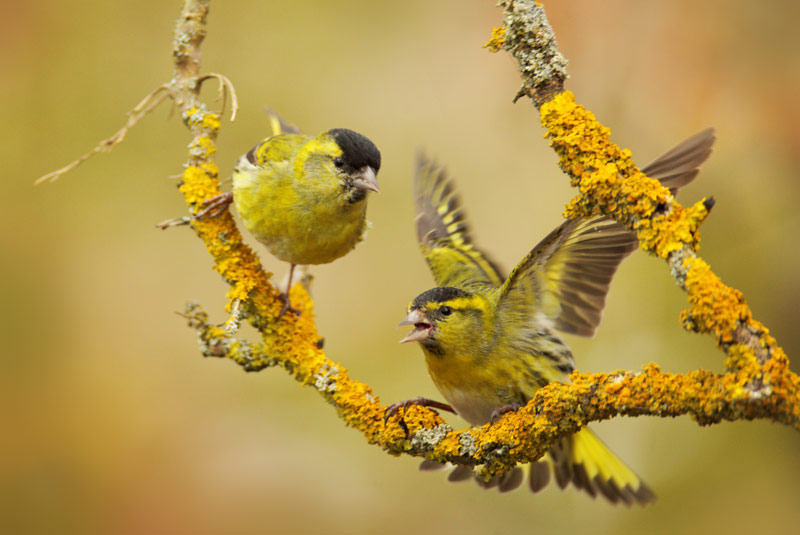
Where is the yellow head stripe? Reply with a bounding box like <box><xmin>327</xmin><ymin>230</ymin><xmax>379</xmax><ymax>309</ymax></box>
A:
<box><xmin>424</xmin><ymin>295</ymin><xmax>490</xmax><ymax>315</ymax></box>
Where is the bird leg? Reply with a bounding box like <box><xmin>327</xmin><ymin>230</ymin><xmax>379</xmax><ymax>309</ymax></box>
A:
<box><xmin>195</xmin><ymin>191</ymin><xmax>233</xmax><ymax>219</ymax></box>
<box><xmin>277</xmin><ymin>263</ymin><xmax>301</xmax><ymax>317</ymax></box>
<box><xmin>384</xmin><ymin>397</ymin><xmax>456</xmax><ymax>421</ymax></box>
<box><xmin>490</xmin><ymin>403</ymin><xmax>523</xmax><ymax>424</ymax></box>
<box><xmin>384</xmin><ymin>397</ymin><xmax>456</xmax><ymax>435</ymax></box>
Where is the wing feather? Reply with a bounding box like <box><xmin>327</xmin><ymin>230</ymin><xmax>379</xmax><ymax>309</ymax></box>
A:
<box><xmin>496</xmin><ymin>129</ymin><xmax>715</xmax><ymax>337</ymax></box>
<box><xmin>415</xmin><ymin>154</ymin><xmax>505</xmax><ymax>289</ymax></box>
<box><xmin>641</xmin><ymin>128</ymin><xmax>715</xmax><ymax>193</ymax></box>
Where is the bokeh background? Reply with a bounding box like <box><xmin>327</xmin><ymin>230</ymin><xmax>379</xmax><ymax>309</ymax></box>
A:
<box><xmin>3</xmin><ymin>1</ymin><xmax>799</xmax><ymax>533</ymax></box>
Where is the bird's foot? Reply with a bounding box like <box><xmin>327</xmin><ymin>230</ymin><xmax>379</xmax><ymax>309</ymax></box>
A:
<box><xmin>384</xmin><ymin>397</ymin><xmax>456</xmax><ymax>437</ymax></box>
<box><xmin>276</xmin><ymin>292</ymin><xmax>301</xmax><ymax>318</ymax></box>
<box><xmin>490</xmin><ymin>403</ymin><xmax>523</xmax><ymax>424</ymax></box>
<box><xmin>195</xmin><ymin>191</ymin><xmax>233</xmax><ymax>219</ymax></box>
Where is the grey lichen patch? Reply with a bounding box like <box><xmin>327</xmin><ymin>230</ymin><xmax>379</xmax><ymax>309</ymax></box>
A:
<box><xmin>225</xmin><ymin>300</ymin><xmax>243</xmax><ymax>336</ymax></box>
<box><xmin>189</xmin><ymin>141</ymin><xmax>209</xmax><ymax>159</ymax></box>
<box><xmin>668</xmin><ymin>247</ymin><xmax>695</xmax><ymax>291</ymax></box>
<box><xmin>173</xmin><ymin>32</ymin><xmax>192</xmax><ymax>59</ymax></box>
<box><xmin>756</xmin><ymin>384</ymin><xmax>773</xmax><ymax>398</ymax></box>
<box><xmin>478</xmin><ymin>441</ymin><xmax>514</xmax><ymax>478</ymax></box>
<box><xmin>410</xmin><ymin>424</ymin><xmax>452</xmax><ymax>452</ymax></box>
<box><xmin>472</xmin><ymin>463</ymin><xmax>492</xmax><ymax>482</ymax></box>
<box><xmin>314</xmin><ymin>364</ymin><xmax>339</xmax><ymax>393</ymax></box>
<box><xmin>458</xmin><ymin>431</ymin><xmax>478</xmax><ymax>457</ymax></box>
<box><xmin>229</xmin><ymin>339</ymin><xmax>274</xmax><ymax>372</ymax></box>
<box><xmin>499</xmin><ymin>0</ymin><xmax>568</xmax><ymax>104</ymax></box>
<box><xmin>183</xmin><ymin>104</ymin><xmax>210</xmax><ymax>127</ymax></box>
<box><xmin>198</xmin><ymin>331</ymin><xmax>228</xmax><ymax>358</ymax></box>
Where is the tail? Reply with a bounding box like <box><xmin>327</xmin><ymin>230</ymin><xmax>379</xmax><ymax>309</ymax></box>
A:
<box><xmin>545</xmin><ymin>428</ymin><xmax>655</xmax><ymax>505</ymax></box>
<box><xmin>420</xmin><ymin>427</ymin><xmax>654</xmax><ymax>506</ymax></box>
<box><xmin>263</xmin><ymin>106</ymin><xmax>301</xmax><ymax>136</ymax></box>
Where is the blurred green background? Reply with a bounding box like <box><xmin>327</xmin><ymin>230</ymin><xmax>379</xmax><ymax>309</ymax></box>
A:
<box><xmin>3</xmin><ymin>1</ymin><xmax>799</xmax><ymax>533</ymax></box>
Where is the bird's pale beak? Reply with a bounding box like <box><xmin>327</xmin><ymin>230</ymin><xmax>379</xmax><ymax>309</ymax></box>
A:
<box><xmin>352</xmin><ymin>166</ymin><xmax>380</xmax><ymax>193</ymax></box>
<box><xmin>398</xmin><ymin>309</ymin><xmax>433</xmax><ymax>344</ymax></box>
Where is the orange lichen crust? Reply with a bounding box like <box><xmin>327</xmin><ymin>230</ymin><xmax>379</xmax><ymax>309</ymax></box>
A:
<box><xmin>181</xmin><ymin>299</ymin><xmax>456</xmax><ymax>457</ymax></box>
<box><xmin>540</xmin><ymin>91</ymin><xmax>709</xmax><ymax>257</ymax></box>
<box><xmin>466</xmin><ymin>361</ymin><xmax>799</xmax><ymax>478</ymax></box>
<box><xmin>681</xmin><ymin>258</ymin><xmax>750</xmax><ymax>343</ymax></box>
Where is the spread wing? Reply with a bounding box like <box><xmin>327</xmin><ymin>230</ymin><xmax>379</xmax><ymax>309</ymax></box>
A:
<box><xmin>414</xmin><ymin>154</ymin><xmax>504</xmax><ymax>289</ymax></box>
<box><xmin>496</xmin><ymin>128</ymin><xmax>716</xmax><ymax>337</ymax></box>
<box><xmin>496</xmin><ymin>217</ymin><xmax>636</xmax><ymax>336</ymax></box>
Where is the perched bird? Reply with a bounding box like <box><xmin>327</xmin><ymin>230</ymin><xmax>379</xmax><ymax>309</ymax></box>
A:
<box><xmin>199</xmin><ymin>109</ymin><xmax>381</xmax><ymax>315</ymax></box>
<box><xmin>393</xmin><ymin>129</ymin><xmax>715</xmax><ymax>504</ymax></box>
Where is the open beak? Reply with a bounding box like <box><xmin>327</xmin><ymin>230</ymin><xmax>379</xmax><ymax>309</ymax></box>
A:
<box><xmin>352</xmin><ymin>166</ymin><xmax>380</xmax><ymax>193</ymax></box>
<box><xmin>397</xmin><ymin>309</ymin><xmax>433</xmax><ymax>344</ymax></box>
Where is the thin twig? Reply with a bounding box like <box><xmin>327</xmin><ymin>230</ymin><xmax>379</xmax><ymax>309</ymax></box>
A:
<box><xmin>34</xmin><ymin>84</ymin><xmax>170</xmax><ymax>185</ymax></box>
<box><xmin>198</xmin><ymin>72</ymin><xmax>239</xmax><ymax>121</ymax></box>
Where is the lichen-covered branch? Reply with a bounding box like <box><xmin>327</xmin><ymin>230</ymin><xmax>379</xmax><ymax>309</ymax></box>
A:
<box><xmin>145</xmin><ymin>0</ymin><xmax>800</xmax><ymax>478</ymax></box>
<box><xmin>39</xmin><ymin>0</ymin><xmax>798</xmax><ymax>484</ymax></box>
<box><xmin>184</xmin><ymin>299</ymin><xmax>799</xmax><ymax>480</ymax></box>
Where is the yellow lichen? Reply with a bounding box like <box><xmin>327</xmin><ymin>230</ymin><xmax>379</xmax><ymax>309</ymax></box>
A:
<box><xmin>179</xmin><ymin>165</ymin><xmax>219</xmax><ymax>207</ymax></box>
<box><xmin>540</xmin><ymin>92</ymin><xmax>672</xmax><ymax>235</ymax></box>
<box><xmin>635</xmin><ymin>198</ymin><xmax>711</xmax><ymax>258</ymax></box>
<box><xmin>681</xmin><ymin>257</ymin><xmax>750</xmax><ymax>342</ymax></box>
<box><xmin>484</xmin><ymin>26</ymin><xmax>506</xmax><ymax>52</ymax></box>
<box><xmin>190</xmin><ymin>135</ymin><xmax>217</xmax><ymax>158</ymax></box>
<box><xmin>201</xmin><ymin>112</ymin><xmax>220</xmax><ymax>131</ymax></box>
<box><xmin>725</xmin><ymin>344</ymin><xmax>759</xmax><ymax>370</ymax></box>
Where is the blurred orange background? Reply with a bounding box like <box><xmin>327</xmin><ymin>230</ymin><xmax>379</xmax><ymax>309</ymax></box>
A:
<box><xmin>2</xmin><ymin>1</ymin><xmax>799</xmax><ymax>533</ymax></box>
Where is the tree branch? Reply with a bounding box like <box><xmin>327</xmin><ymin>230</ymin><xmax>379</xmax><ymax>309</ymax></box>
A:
<box><xmin>38</xmin><ymin>0</ymin><xmax>798</xmax><ymax>483</ymax></box>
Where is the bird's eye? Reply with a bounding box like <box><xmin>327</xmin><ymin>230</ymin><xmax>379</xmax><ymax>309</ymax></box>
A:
<box><xmin>334</xmin><ymin>157</ymin><xmax>344</xmax><ymax>168</ymax></box>
<box><xmin>439</xmin><ymin>305</ymin><xmax>453</xmax><ymax>316</ymax></box>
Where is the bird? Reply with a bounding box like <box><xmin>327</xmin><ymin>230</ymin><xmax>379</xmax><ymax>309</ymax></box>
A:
<box><xmin>391</xmin><ymin>128</ymin><xmax>715</xmax><ymax>504</ymax></box>
<box><xmin>198</xmin><ymin>109</ymin><xmax>381</xmax><ymax>315</ymax></box>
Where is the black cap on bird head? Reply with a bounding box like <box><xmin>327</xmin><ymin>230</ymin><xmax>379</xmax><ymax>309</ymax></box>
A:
<box><xmin>410</xmin><ymin>287</ymin><xmax>470</xmax><ymax>309</ymax></box>
<box><xmin>330</xmin><ymin>128</ymin><xmax>381</xmax><ymax>172</ymax></box>
<box><xmin>330</xmin><ymin>128</ymin><xmax>381</xmax><ymax>201</ymax></box>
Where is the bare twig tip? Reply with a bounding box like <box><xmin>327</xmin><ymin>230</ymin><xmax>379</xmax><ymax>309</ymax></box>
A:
<box><xmin>33</xmin><ymin>84</ymin><xmax>169</xmax><ymax>185</ymax></box>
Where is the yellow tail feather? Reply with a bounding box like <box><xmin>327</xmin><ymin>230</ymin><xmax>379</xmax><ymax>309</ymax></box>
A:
<box><xmin>566</xmin><ymin>428</ymin><xmax>655</xmax><ymax>505</ymax></box>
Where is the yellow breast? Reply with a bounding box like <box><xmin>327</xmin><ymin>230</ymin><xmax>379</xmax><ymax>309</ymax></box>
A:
<box><xmin>232</xmin><ymin>156</ymin><xmax>368</xmax><ymax>265</ymax></box>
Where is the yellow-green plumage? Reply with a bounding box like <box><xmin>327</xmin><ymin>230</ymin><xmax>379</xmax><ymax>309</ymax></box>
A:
<box><xmin>401</xmin><ymin>129</ymin><xmax>715</xmax><ymax>504</ymax></box>
<box><xmin>234</xmin><ymin>132</ymin><xmax>372</xmax><ymax>265</ymax></box>
<box><xmin>221</xmin><ymin>109</ymin><xmax>380</xmax><ymax>312</ymax></box>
